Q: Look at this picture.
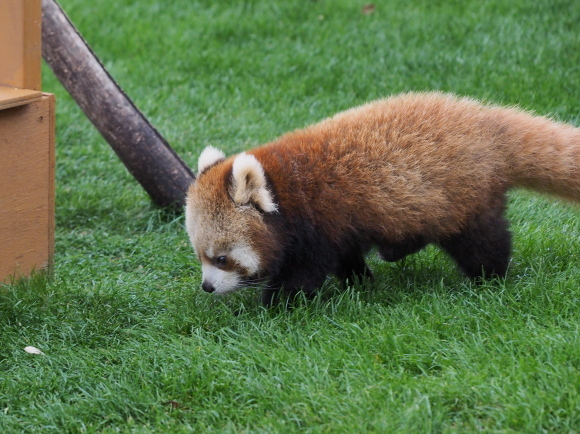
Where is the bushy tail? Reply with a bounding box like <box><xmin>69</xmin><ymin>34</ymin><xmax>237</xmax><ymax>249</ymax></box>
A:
<box><xmin>492</xmin><ymin>107</ymin><xmax>580</xmax><ymax>203</ymax></box>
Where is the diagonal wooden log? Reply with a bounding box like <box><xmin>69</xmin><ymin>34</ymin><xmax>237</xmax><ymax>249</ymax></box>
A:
<box><xmin>41</xmin><ymin>0</ymin><xmax>195</xmax><ymax>208</ymax></box>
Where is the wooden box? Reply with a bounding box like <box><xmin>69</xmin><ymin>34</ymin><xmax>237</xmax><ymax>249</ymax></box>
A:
<box><xmin>1</xmin><ymin>0</ymin><xmax>56</xmax><ymax>282</ymax></box>
<box><xmin>0</xmin><ymin>93</ymin><xmax>55</xmax><ymax>281</ymax></box>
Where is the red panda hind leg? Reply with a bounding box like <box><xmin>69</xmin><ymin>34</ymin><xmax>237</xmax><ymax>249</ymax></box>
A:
<box><xmin>438</xmin><ymin>201</ymin><xmax>512</xmax><ymax>280</ymax></box>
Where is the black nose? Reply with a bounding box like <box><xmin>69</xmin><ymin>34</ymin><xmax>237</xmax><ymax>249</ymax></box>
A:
<box><xmin>201</xmin><ymin>281</ymin><xmax>215</xmax><ymax>293</ymax></box>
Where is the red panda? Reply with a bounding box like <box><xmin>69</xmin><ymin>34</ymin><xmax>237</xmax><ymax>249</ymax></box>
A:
<box><xmin>185</xmin><ymin>92</ymin><xmax>580</xmax><ymax>306</ymax></box>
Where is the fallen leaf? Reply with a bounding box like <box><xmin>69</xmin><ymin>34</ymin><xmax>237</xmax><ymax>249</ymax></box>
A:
<box><xmin>362</xmin><ymin>4</ymin><xmax>376</xmax><ymax>15</ymax></box>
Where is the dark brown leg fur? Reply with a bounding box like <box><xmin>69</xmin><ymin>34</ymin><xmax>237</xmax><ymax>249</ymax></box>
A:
<box><xmin>438</xmin><ymin>200</ymin><xmax>512</xmax><ymax>280</ymax></box>
<box><xmin>378</xmin><ymin>236</ymin><xmax>428</xmax><ymax>262</ymax></box>
<box><xmin>335</xmin><ymin>252</ymin><xmax>374</xmax><ymax>286</ymax></box>
<box><xmin>262</xmin><ymin>268</ymin><xmax>326</xmax><ymax>307</ymax></box>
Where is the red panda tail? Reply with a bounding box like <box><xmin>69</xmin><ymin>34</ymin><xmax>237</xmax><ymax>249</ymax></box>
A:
<box><xmin>496</xmin><ymin>107</ymin><xmax>580</xmax><ymax>203</ymax></box>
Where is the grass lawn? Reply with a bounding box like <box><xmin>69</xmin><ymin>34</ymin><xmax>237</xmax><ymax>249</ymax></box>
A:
<box><xmin>2</xmin><ymin>0</ymin><xmax>579</xmax><ymax>431</ymax></box>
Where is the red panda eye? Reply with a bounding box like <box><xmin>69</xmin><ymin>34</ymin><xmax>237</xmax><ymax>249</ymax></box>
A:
<box><xmin>216</xmin><ymin>256</ymin><xmax>227</xmax><ymax>266</ymax></box>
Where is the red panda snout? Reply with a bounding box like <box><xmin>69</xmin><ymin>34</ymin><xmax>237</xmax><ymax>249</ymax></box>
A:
<box><xmin>200</xmin><ymin>262</ymin><xmax>243</xmax><ymax>294</ymax></box>
<box><xmin>197</xmin><ymin>242</ymin><xmax>264</xmax><ymax>294</ymax></box>
<box><xmin>201</xmin><ymin>280</ymin><xmax>215</xmax><ymax>293</ymax></box>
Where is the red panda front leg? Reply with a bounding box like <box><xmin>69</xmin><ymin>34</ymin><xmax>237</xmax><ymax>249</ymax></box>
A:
<box><xmin>335</xmin><ymin>252</ymin><xmax>374</xmax><ymax>286</ymax></box>
<box><xmin>261</xmin><ymin>268</ymin><xmax>327</xmax><ymax>307</ymax></box>
<box><xmin>261</xmin><ymin>285</ymin><xmax>282</xmax><ymax>307</ymax></box>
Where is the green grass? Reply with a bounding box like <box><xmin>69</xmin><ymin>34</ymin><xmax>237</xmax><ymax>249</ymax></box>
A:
<box><xmin>1</xmin><ymin>0</ymin><xmax>579</xmax><ymax>431</ymax></box>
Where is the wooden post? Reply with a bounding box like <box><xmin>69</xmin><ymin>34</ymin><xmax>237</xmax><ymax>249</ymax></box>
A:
<box><xmin>42</xmin><ymin>0</ymin><xmax>195</xmax><ymax>208</ymax></box>
<box><xmin>0</xmin><ymin>0</ymin><xmax>55</xmax><ymax>282</ymax></box>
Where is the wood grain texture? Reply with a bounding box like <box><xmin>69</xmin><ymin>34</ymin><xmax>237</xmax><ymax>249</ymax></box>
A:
<box><xmin>0</xmin><ymin>94</ymin><xmax>55</xmax><ymax>281</ymax></box>
<box><xmin>0</xmin><ymin>0</ymin><xmax>42</xmax><ymax>90</ymax></box>
<box><xmin>0</xmin><ymin>86</ymin><xmax>43</xmax><ymax>110</ymax></box>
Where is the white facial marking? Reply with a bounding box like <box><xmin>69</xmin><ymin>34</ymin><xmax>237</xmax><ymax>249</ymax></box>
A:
<box><xmin>230</xmin><ymin>243</ymin><xmax>261</xmax><ymax>275</ymax></box>
<box><xmin>202</xmin><ymin>264</ymin><xmax>240</xmax><ymax>294</ymax></box>
<box><xmin>197</xmin><ymin>146</ymin><xmax>225</xmax><ymax>173</ymax></box>
<box><xmin>205</xmin><ymin>247</ymin><xmax>214</xmax><ymax>259</ymax></box>
<box><xmin>184</xmin><ymin>200</ymin><xmax>199</xmax><ymax>254</ymax></box>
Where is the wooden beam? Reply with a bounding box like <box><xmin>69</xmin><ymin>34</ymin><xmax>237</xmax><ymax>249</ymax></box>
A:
<box><xmin>0</xmin><ymin>0</ymin><xmax>42</xmax><ymax>90</ymax></box>
<box><xmin>42</xmin><ymin>0</ymin><xmax>195</xmax><ymax>208</ymax></box>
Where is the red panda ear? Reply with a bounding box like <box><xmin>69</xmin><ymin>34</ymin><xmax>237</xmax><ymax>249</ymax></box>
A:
<box><xmin>230</xmin><ymin>153</ymin><xmax>277</xmax><ymax>212</ymax></box>
<box><xmin>198</xmin><ymin>146</ymin><xmax>226</xmax><ymax>173</ymax></box>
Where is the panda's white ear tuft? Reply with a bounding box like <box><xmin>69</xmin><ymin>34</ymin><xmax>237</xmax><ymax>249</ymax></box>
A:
<box><xmin>230</xmin><ymin>153</ymin><xmax>277</xmax><ymax>212</ymax></box>
<box><xmin>198</xmin><ymin>146</ymin><xmax>226</xmax><ymax>173</ymax></box>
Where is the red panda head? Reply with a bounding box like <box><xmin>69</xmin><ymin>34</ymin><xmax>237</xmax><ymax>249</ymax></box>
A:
<box><xmin>185</xmin><ymin>146</ymin><xmax>280</xmax><ymax>295</ymax></box>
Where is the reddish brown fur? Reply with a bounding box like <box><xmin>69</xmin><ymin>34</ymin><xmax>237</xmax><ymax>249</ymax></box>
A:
<box><xmin>187</xmin><ymin>92</ymin><xmax>580</xmax><ymax>305</ymax></box>
<box><xmin>251</xmin><ymin>93</ymin><xmax>579</xmax><ymax>241</ymax></box>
